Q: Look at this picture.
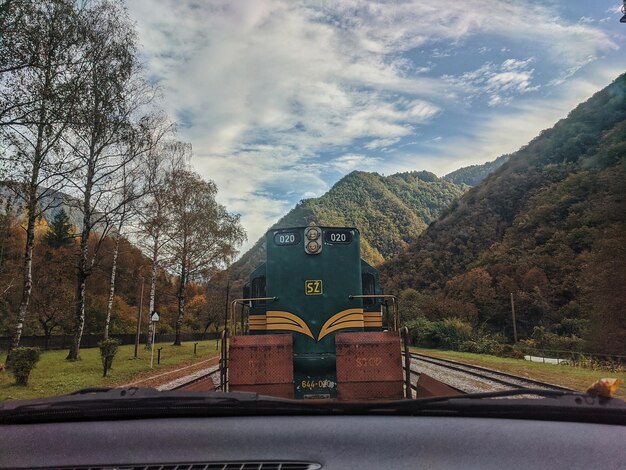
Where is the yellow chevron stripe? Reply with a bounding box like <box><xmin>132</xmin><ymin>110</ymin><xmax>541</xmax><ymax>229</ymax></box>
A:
<box><xmin>318</xmin><ymin>308</ymin><xmax>364</xmax><ymax>341</ymax></box>
<box><xmin>265</xmin><ymin>311</ymin><xmax>314</xmax><ymax>339</ymax></box>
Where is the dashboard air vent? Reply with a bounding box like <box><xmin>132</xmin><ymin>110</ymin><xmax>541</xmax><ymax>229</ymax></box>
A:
<box><xmin>45</xmin><ymin>462</ymin><xmax>322</xmax><ymax>470</ymax></box>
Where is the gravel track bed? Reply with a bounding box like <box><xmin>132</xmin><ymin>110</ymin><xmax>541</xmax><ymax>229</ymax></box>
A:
<box><xmin>411</xmin><ymin>354</ymin><xmax>570</xmax><ymax>391</ymax></box>
<box><xmin>410</xmin><ymin>357</ymin><xmax>510</xmax><ymax>394</ymax></box>
<box><xmin>158</xmin><ymin>364</ymin><xmax>220</xmax><ymax>391</ymax></box>
<box><xmin>120</xmin><ymin>357</ymin><xmax>220</xmax><ymax>389</ymax></box>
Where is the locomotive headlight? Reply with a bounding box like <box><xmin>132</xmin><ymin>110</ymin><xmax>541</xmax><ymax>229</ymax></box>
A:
<box><xmin>306</xmin><ymin>240</ymin><xmax>320</xmax><ymax>253</ymax></box>
<box><xmin>304</xmin><ymin>224</ymin><xmax>323</xmax><ymax>254</ymax></box>
<box><xmin>306</xmin><ymin>228</ymin><xmax>320</xmax><ymax>240</ymax></box>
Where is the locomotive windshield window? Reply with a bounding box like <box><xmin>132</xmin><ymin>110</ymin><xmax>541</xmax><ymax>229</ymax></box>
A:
<box><xmin>361</xmin><ymin>273</ymin><xmax>376</xmax><ymax>306</ymax></box>
<box><xmin>324</xmin><ymin>229</ymin><xmax>353</xmax><ymax>244</ymax></box>
<box><xmin>251</xmin><ymin>276</ymin><xmax>266</xmax><ymax>307</ymax></box>
<box><xmin>274</xmin><ymin>230</ymin><xmax>301</xmax><ymax>246</ymax></box>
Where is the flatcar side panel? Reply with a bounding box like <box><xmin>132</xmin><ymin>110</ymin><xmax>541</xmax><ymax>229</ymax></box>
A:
<box><xmin>228</xmin><ymin>334</ymin><xmax>294</xmax><ymax>399</ymax></box>
<box><xmin>335</xmin><ymin>331</ymin><xmax>404</xmax><ymax>400</ymax></box>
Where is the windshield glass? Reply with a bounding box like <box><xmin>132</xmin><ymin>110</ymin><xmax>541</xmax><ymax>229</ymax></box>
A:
<box><xmin>0</xmin><ymin>0</ymin><xmax>624</xmax><ymax>406</ymax></box>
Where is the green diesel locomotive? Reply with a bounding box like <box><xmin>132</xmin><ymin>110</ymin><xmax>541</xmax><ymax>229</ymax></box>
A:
<box><xmin>226</xmin><ymin>224</ymin><xmax>404</xmax><ymax>400</ymax></box>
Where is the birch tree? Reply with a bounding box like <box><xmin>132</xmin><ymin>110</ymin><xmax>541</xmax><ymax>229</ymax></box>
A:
<box><xmin>64</xmin><ymin>0</ymin><xmax>156</xmax><ymax>360</ymax></box>
<box><xmin>163</xmin><ymin>170</ymin><xmax>245</xmax><ymax>346</ymax></box>
<box><xmin>102</xmin><ymin>116</ymin><xmax>170</xmax><ymax>339</ymax></box>
<box><xmin>139</xmin><ymin>141</ymin><xmax>188</xmax><ymax>349</ymax></box>
<box><xmin>102</xmin><ymin>163</ymin><xmax>134</xmax><ymax>340</ymax></box>
<box><xmin>0</xmin><ymin>0</ymin><xmax>85</xmax><ymax>353</ymax></box>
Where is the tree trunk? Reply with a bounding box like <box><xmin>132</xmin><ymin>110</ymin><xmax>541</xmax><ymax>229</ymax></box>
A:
<box><xmin>42</xmin><ymin>322</ymin><xmax>55</xmax><ymax>351</ymax></box>
<box><xmin>67</xmin><ymin>164</ymin><xmax>94</xmax><ymax>360</ymax></box>
<box><xmin>145</xmin><ymin>233</ymin><xmax>158</xmax><ymax>349</ymax></box>
<box><xmin>174</xmin><ymin>262</ymin><xmax>186</xmax><ymax>346</ymax></box>
<box><xmin>0</xmin><ymin>196</ymin><xmax>15</xmax><ymax>271</ymax></box>
<box><xmin>68</xmin><ymin>233</ymin><xmax>88</xmax><ymax>360</ymax></box>
<box><xmin>9</xmin><ymin>105</ymin><xmax>47</xmax><ymax>356</ymax></box>
<box><xmin>9</xmin><ymin>192</ymin><xmax>37</xmax><ymax>355</ymax></box>
<box><xmin>103</xmin><ymin>233</ymin><xmax>120</xmax><ymax>339</ymax></box>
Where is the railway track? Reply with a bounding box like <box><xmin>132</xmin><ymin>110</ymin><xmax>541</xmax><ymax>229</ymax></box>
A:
<box><xmin>169</xmin><ymin>365</ymin><xmax>221</xmax><ymax>392</ymax></box>
<box><xmin>408</xmin><ymin>352</ymin><xmax>573</xmax><ymax>393</ymax></box>
<box><xmin>163</xmin><ymin>350</ymin><xmax>573</xmax><ymax>395</ymax></box>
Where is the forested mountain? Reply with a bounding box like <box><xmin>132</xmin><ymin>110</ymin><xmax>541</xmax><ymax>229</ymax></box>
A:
<box><xmin>229</xmin><ymin>171</ymin><xmax>466</xmax><ymax>280</ymax></box>
<box><xmin>0</xmin><ymin>184</ymin><xmax>85</xmax><ymax>229</ymax></box>
<box><xmin>381</xmin><ymin>74</ymin><xmax>626</xmax><ymax>355</ymax></box>
<box><xmin>443</xmin><ymin>154</ymin><xmax>509</xmax><ymax>186</ymax></box>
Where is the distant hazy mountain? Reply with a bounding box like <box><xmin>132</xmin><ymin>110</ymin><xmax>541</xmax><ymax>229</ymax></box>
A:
<box><xmin>229</xmin><ymin>170</ymin><xmax>467</xmax><ymax>281</ymax></box>
<box><xmin>443</xmin><ymin>154</ymin><xmax>509</xmax><ymax>186</ymax></box>
<box><xmin>0</xmin><ymin>184</ymin><xmax>102</xmax><ymax>234</ymax></box>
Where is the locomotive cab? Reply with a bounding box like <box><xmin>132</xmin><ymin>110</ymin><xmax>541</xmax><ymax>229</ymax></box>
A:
<box><xmin>227</xmin><ymin>224</ymin><xmax>403</xmax><ymax>400</ymax></box>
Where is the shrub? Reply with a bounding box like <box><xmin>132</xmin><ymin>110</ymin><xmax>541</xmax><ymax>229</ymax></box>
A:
<box><xmin>98</xmin><ymin>338</ymin><xmax>120</xmax><ymax>377</ymax></box>
<box><xmin>429</xmin><ymin>318</ymin><xmax>473</xmax><ymax>350</ymax></box>
<box><xmin>493</xmin><ymin>343</ymin><xmax>525</xmax><ymax>359</ymax></box>
<box><xmin>459</xmin><ymin>340</ymin><xmax>481</xmax><ymax>353</ymax></box>
<box><xmin>399</xmin><ymin>288</ymin><xmax>423</xmax><ymax>322</ymax></box>
<box><xmin>404</xmin><ymin>316</ymin><xmax>436</xmax><ymax>347</ymax></box>
<box><xmin>7</xmin><ymin>347</ymin><xmax>41</xmax><ymax>386</ymax></box>
<box><xmin>531</xmin><ymin>326</ymin><xmax>585</xmax><ymax>352</ymax></box>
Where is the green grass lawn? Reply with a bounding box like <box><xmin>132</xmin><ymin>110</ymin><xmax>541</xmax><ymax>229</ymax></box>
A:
<box><xmin>412</xmin><ymin>347</ymin><xmax>626</xmax><ymax>400</ymax></box>
<box><xmin>0</xmin><ymin>340</ymin><xmax>220</xmax><ymax>401</ymax></box>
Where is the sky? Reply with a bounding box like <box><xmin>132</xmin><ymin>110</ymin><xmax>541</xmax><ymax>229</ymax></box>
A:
<box><xmin>126</xmin><ymin>0</ymin><xmax>626</xmax><ymax>253</ymax></box>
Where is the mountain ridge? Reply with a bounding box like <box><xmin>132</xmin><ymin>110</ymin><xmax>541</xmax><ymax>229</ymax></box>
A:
<box><xmin>229</xmin><ymin>169</ymin><xmax>467</xmax><ymax>282</ymax></box>
<box><xmin>380</xmin><ymin>73</ymin><xmax>626</xmax><ymax>354</ymax></box>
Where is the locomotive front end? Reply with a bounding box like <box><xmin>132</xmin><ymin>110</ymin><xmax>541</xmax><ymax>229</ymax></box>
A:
<box><xmin>230</xmin><ymin>224</ymin><xmax>403</xmax><ymax>400</ymax></box>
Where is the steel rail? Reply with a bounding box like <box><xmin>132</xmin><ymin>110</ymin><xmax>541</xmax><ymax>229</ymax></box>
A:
<box><xmin>409</xmin><ymin>352</ymin><xmax>573</xmax><ymax>391</ymax></box>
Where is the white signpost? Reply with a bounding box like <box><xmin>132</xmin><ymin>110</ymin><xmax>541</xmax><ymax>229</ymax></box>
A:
<box><xmin>150</xmin><ymin>311</ymin><xmax>160</xmax><ymax>369</ymax></box>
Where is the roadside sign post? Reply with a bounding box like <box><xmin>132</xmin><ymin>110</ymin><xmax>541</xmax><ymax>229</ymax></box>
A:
<box><xmin>149</xmin><ymin>311</ymin><xmax>160</xmax><ymax>369</ymax></box>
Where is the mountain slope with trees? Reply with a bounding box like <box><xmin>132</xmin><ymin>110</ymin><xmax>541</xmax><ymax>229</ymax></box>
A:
<box><xmin>444</xmin><ymin>154</ymin><xmax>509</xmax><ymax>186</ymax></box>
<box><xmin>230</xmin><ymin>171</ymin><xmax>466</xmax><ymax>281</ymax></box>
<box><xmin>382</xmin><ymin>74</ymin><xmax>626</xmax><ymax>355</ymax></box>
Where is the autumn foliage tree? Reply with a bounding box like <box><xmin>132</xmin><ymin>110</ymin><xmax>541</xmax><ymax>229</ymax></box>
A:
<box><xmin>163</xmin><ymin>169</ymin><xmax>246</xmax><ymax>346</ymax></box>
<box><xmin>1</xmin><ymin>0</ymin><xmax>85</xmax><ymax>355</ymax></box>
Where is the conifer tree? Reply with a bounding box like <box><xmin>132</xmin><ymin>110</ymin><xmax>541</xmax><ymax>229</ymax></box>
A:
<box><xmin>44</xmin><ymin>208</ymin><xmax>73</xmax><ymax>248</ymax></box>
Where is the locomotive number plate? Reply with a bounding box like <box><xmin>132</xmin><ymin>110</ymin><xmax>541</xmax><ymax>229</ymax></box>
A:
<box><xmin>305</xmin><ymin>279</ymin><xmax>323</xmax><ymax>295</ymax></box>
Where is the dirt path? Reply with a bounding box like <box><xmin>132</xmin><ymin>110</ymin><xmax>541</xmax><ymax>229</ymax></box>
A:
<box><xmin>114</xmin><ymin>355</ymin><xmax>220</xmax><ymax>389</ymax></box>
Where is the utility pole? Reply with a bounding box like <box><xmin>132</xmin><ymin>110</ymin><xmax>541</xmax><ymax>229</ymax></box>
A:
<box><xmin>134</xmin><ymin>277</ymin><xmax>144</xmax><ymax>358</ymax></box>
<box><xmin>510</xmin><ymin>292</ymin><xmax>518</xmax><ymax>343</ymax></box>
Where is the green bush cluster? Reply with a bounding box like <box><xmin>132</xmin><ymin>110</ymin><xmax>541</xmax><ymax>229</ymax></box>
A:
<box><xmin>7</xmin><ymin>347</ymin><xmax>41</xmax><ymax>386</ymax></box>
<box><xmin>405</xmin><ymin>317</ymin><xmax>473</xmax><ymax>350</ymax></box>
<box><xmin>526</xmin><ymin>327</ymin><xmax>585</xmax><ymax>352</ymax></box>
<box><xmin>492</xmin><ymin>343</ymin><xmax>526</xmax><ymax>359</ymax></box>
<box><xmin>405</xmin><ymin>316</ymin><xmax>521</xmax><ymax>357</ymax></box>
<box><xmin>98</xmin><ymin>338</ymin><xmax>120</xmax><ymax>377</ymax></box>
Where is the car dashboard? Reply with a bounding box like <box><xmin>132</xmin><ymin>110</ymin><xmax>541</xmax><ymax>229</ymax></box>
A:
<box><xmin>1</xmin><ymin>414</ymin><xmax>625</xmax><ymax>469</ymax></box>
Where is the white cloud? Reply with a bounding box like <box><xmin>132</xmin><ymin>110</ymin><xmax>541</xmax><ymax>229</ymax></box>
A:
<box><xmin>445</xmin><ymin>58</ymin><xmax>539</xmax><ymax>106</ymax></box>
<box><xmin>127</xmin><ymin>0</ymin><xmax>619</xmax><ymax>251</ymax></box>
<box><xmin>396</xmin><ymin>64</ymin><xmax>626</xmax><ymax>177</ymax></box>
<box><xmin>365</xmin><ymin>137</ymin><xmax>401</xmax><ymax>149</ymax></box>
<box><xmin>331</xmin><ymin>154</ymin><xmax>381</xmax><ymax>172</ymax></box>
